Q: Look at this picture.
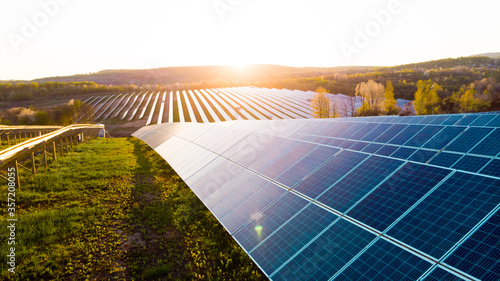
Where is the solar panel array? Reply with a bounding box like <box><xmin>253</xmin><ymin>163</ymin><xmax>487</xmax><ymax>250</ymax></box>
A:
<box><xmin>85</xmin><ymin>87</ymin><xmax>411</xmax><ymax>124</ymax></box>
<box><xmin>133</xmin><ymin>112</ymin><xmax>500</xmax><ymax>281</ymax></box>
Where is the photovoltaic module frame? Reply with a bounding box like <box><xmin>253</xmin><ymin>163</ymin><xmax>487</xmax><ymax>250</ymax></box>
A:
<box><xmin>133</xmin><ymin>112</ymin><xmax>500</xmax><ymax>281</ymax></box>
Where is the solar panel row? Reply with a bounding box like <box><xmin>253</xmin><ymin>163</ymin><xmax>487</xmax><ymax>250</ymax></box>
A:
<box><xmin>87</xmin><ymin>87</ymin><xmax>413</xmax><ymax>124</ymax></box>
<box><xmin>133</xmin><ymin>111</ymin><xmax>500</xmax><ymax>281</ymax></box>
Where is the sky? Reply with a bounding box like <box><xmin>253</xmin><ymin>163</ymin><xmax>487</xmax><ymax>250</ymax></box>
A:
<box><xmin>1</xmin><ymin>0</ymin><xmax>499</xmax><ymax>80</ymax></box>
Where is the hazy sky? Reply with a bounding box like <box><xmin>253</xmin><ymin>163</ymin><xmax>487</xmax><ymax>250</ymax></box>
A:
<box><xmin>1</xmin><ymin>0</ymin><xmax>499</xmax><ymax>80</ymax></box>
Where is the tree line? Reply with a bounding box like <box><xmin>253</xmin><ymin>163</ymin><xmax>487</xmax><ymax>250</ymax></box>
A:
<box><xmin>311</xmin><ymin>78</ymin><xmax>497</xmax><ymax>118</ymax></box>
<box><xmin>0</xmin><ymin>99</ymin><xmax>93</xmax><ymax>126</ymax></box>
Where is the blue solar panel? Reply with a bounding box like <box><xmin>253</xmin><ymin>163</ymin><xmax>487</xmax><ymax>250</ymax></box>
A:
<box><xmin>272</xmin><ymin>219</ymin><xmax>376</xmax><ymax>281</ymax></box>
<box><xmin>347</xmin><ymin>163</ymin><xmax>451</xmax><ymax>232</ymax></box>
<box><xmin>293</xmin><ymin>150</ymin><xmax>368</xmax><ymax>199</ymax></box>
<box><xmin>428</xmin><ymin>115</ymin><xmax>450</xmax><ymax>125</ymax></box>
<box><xmin>349</xmin><ymin>141</ymin><xmax>369</xmax><ymax>151</ymax></box>
<box><xmin>375</xmin><ymin>145</ymin><xmax>398</xmax><ymax>156</ymax></box>
<box><xmin>327</xmin><ymin>138</ymin><xmax>344</xmax><ymax>147</ymax></box>
<box><xmin>407</xmin><ymin>149</ymin><xmax>436</xmax><ymax>163</ymax></box>
<box><xmin>221</xmin><ymin>183</ymin><xmax>287</xmax><ymax>233</ymax></box>
<box><xmin>423</xmin><ymin>267</ymin><xmax>466</xmax><ymax>281</ymax></box>
<box><xmin>275</xmin><ymin>145</ymin><xmax>340</xmax><ymax>188</ymax></box>
<box><xmin>485</xmin><ymin>114</ymin><xmax>500</xmax><ymax>127</ymax></box>
<box><xmin>388</xmin><ymin>124</ymin><xmax>424</xmax><ymax>145</ymax></box>
<box><xmin>403</xmin><ymin>125</ymin><xmax>443</xmax><ymax>147</ymax></box>
<box><xmin>261</xmin><ymin>142</ymin><xmax>317</xmax><ymax>179</ymax></box>
<box><xmin>334</xmin><ymin>239</ymin><xmax>432</xmax><ymax>280</ymax></box>
<box><xmin>451</xmin><ymin>155</ymin><xmax>491</xmax><ymax>173</ymax></box>
<box><xmin>233</xmin><ymin>192</ymin><xmax>309</xmax><ymax>251</ymax></box>
<box><xmin>445</xmin><ymin>127</ymin><xmax>492</xmax><ymax>153</ymax></box>
<box><xmin>134</xmin><ymin>111</ymin><xmax>500</xmax><ymax>281</ymax></box>
<box><xmin>348</xmin><ymin>123</ymin><xmax>378</xmax><ymax>140</ymax></box>
<box><xmin>441</xmin><ymin>115</ymin><xmax>464</xmax><ymax>125</ymax></box>
<box><xmin>469</xmin><ymin>128</ymin><xmax>500</xmax><ymax>156</ymax></box>
<box><xmin>336</xmin><ymin>122</ymin><xmax>367</xmax><ymax>138</ymax></box>
<box><xmin>338</xmin><ymin>140</ymin><xmax>356</xmax><ymax>149</ymax></box>
<box><xmin>247</xmin><ymin>203</ymin><xmax>338</xmax><ymax>276</ymax></box>
<box><xmin>444</xmin><ymin>210</ymin><xmax>500</xmax><ymax>281</ymax></box>
<box><xmin>361</xmin><ymin>143</ymin><xmax>384</xmax><ymax>153</ymax></box>
<box><xmin>469</xmin><ymin>114</ymin><xmax>497</xmax><ymax>127</ymax></box>
<box><xmin>373</xmin><ymin>124</ymin><xmax>407</xmax><ymax>143</ymax></box>
<box><xmin>479</xmin><ymin>159</ymin><xmax>500</xmax><ymax>177</ymax></box>
<box><xmin>417</xmin><ymin>115</ymin><xmax>438</xmax><ymax>125</ymax></box>
<box><xmin>423</xmin><ymin>126</ymin><xmax>465</xmax><ymax>150</ymax></box>
<box><xmin>390</xmin><ymin>147</ymin><xmax>417</xmax><ymax>159</ymax></box>
<box><xmin>429</xmin><ymin>152</ymin><xmax>463</xmax><ymax>168</ymax></box>
<box><xmin>317</xmin><ymin>156</ymin><xmax>404</xmax><ymax>212</ymax></box>
<box><xmin>326</xmin><ymin>122</ymin><xmax>353</xmax><ymax>138</ymax></box>
<box><xmin>360</xmin><ymin>123</ymin><xmax>392</xmax><ymax>141</ymax></box>
<box><xmin>454</xmin><ymin>115</ymin><xmax>479</xmax><ymax>126</ymax></box>
<box><xmin>387</xmin><ymin>172</ymin><xmax>500</xmax><ymax>259</ymax></box>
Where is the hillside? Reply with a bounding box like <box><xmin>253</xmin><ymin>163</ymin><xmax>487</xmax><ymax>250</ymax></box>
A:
<box><xmin>29</xmin><ymin>65</ymin><xmax>376</xmax><ymax>86</ymax></box>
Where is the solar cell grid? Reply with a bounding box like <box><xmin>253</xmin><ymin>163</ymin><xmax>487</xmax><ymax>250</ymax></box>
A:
<box><xmin>272</xmin><ymin>219</ymin><xmax>376</xmax><ymax>281</ymax></box>
<box><xmin>390</xmin><ymin>147</ymin><xmax>417</xmax><ymax>159</ymax></box>
<box><xmin>387</xmin><ymin>172</ymin><xmax>500</xmax><ymax>259</ymax></box>
<box><xmin>247</xmin><ymin>203</ymin><xmax>338</xmax><ymax>276</ymax></box>
<box><xmin>373</xmin><ymin>124</ymin><xmax>407</xmax><ymax>143</ymax></box>
<box><xmin>292</xmin><ymin>150</ymin><xmax>367</xmax><ymax>199</ymax></box>
<box><xmin>275</xmin><ymin>145</ymin><xmax>341</xmax><ymax>188</ymax></box>
<box><xmin>469</xmin><ymin>114</ymin><xmax>497</xmax><ymax>127</ymax></box>
<box><xmin>408</xmin><ymin>149</ymin><xmax>437</xmax><ymax>163</ymax></box>
<box><xmin>479</xmin><ymin>159</ymin><xmax>500</xmax><ymax>178</ymax></box>
<box><xmin>233</xmin><ymin>192</ymin><xmax>310</xmax><ymax>251</ymax></box>
<box><xmin>347</xmin><ymin>163</ymin><xmax>451</xmax><ymax>232</ymax></box>
<box><xmin>444</xmin><ymin>210</ymin><xmax>500</xmax><ymax>281</ymax></box>
<box><xmin>347</xmin><ymin>123</ymin><xmax>378</xmax><ymax>140</ymax></box>
<box><xmin>485</xmin><ymin>114</ymin><xmax>500</xmax><ymax>127</ymax></box>
<box><xmin>451</xmin><ymin>155</ymin><xmax>491</xmax><ymax>173</ymax></box>
<box><xmin>423</xmin><ymin>126</ymin><xmax>466</xmax><ymax>150</ymax></box>
<box><xmin>454</xmin><ymin>115</ymin><xmax>479</xmax><ymax>126</ymax></box>
<box><xmin>388</xmin><ymin>124</ymin><xmax>424</xmax><ymax>145</ymax></box>
<box><xmin>423</xmin><ymin>267</ymin><xmax>466</xmax><ymax>281</ymax></box>
<box><xmin>133</xmin><ymin>111</ymin><xmax>500</xmax><ymax>281</ymax></box>
<box><xmin>360</xmin><ymin>123</ymin><xmax>393</xmax><ymax>141</ymax></box>
<box><xmin>316</xmin><ymin>155</ymin><xmax>404</xmax><ymax>213</ymax></box>
<box><xmin>428</xmin><ymin>152</ymin><xmax>463</xmax><ymax>168</ymax></box>
<box><xmin>333</xmin><ymin>238</ymin><xmax>432</xmax><ymax>281</ymax></box>
<box><xmin>403</xmin><ymin>125</ymin><xmax>443</xmax><ymax>147</ymax></box>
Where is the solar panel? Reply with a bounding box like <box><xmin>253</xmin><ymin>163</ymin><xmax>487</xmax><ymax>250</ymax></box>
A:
<box><xmin>133</xmin><ymin>112</ymin><xmax>500</xmax><ymax>281</ymax></box>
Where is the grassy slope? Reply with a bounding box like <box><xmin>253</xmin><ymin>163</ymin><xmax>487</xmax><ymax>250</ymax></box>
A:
<box><xmin>0</xmin><ymin>138</ymin><xmax>265</xmax><ymax>280</ymax></box>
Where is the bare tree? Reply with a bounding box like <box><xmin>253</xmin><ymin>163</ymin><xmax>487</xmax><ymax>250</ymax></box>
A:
<box><xmin>311</xmin><ymin>92</ymin><xmax>332</xmax><ymax>118</ymax></box>
<box><xmin>355</xmin><ymin>80</ymin><xmax>385</xmax><ymax>116</ymax></box>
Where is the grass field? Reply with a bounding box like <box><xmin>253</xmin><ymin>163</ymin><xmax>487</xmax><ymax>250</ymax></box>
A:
<box><xmin>0</xmin><ymin>137</ymin><xmax>265</xmax><ymax>280</ymax></box>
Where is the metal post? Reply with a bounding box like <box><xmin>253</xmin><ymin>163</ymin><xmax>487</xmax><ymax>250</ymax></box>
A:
<box><xmin>39</xmin><ymin>131</ymin><xmax>42</xmax><ymax>137</ymax></box>
<box><xmin>43</xmin><ymin>147</ymin><xmax>48</xmax><ymax>168</ymax></box>
<box><xmin>59</xmin><ymin>139</ymin><xmax>64</xmax><ymax>157</ymax></box>
<box><xmin>31</xmin><ymin>152</ymin><xmax>36</xmax><ymax>174</ymax></box>
<box><xmin>65</xmin><ymin>138</ymin><xmax>69</xmax><ymax>153</ymax></box>
<box><xmin>52</xmin><ymin>141</ymin><xmax>57</xmax><ymax>161</ymax></box>
<box><xmin>7</xmin><ymin>135</ymin><xmax>10</xmax><ymax>146</ymax></box>
<box><xmin>30</xmin><ymin>132</ymin><xmax>33</xmax><ymax>138</ymax></box>
<box><xmin>14</xmin><ymin>160</ymin><xmax>20</xmax><ymax>190</ymax></box>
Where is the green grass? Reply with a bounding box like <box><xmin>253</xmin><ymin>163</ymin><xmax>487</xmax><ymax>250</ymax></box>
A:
<box><xmin>0</xmin><ymin>137</ymin><xmax>265</xmax><ymax>280</ymax></box>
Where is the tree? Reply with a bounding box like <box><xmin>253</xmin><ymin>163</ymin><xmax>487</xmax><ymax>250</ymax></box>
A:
<box><xmin>311</xmin><ymin>87</ymin><xmax>334</xmax><ymax>118</ymax></box>
<box><xmin>459</xmin><ymin>88</ymin><xmax>489</xmax><ymax>112</ymax></box>
<box><xmin>355</xmin><ymin>80</ymin><xmax>384</xmax><ymax>116</ymax></box>
<box><xmin>383</xmin><ymin>81</ymin><xmax>400</xmax><ymax>115</ymax></box>
<box><xmin>413</xmin><ymin>80</ymin><xmax>442</xmax><ymax>115</ymax></box>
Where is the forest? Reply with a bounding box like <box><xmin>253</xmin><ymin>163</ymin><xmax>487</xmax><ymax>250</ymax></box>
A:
<box><xmin>1</xmin><ymin>56</ymin><xmax>499</xmax><ymax>125</ymax></box>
